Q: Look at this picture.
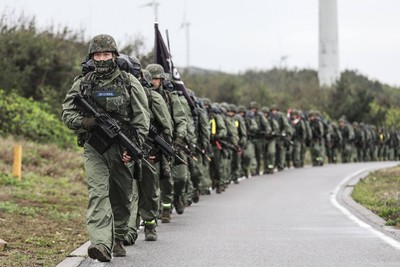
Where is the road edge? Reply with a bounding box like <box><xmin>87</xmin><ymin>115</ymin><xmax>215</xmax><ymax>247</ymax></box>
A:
<box><xmin>336</xmin><ymin>167</ymin><xmax>400</xmax><ymax>244</ymax></box>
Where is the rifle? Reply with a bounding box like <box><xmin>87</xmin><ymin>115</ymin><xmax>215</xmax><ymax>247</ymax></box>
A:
<box><xmin>194</xmin><ymin>145</ymin><xmax>212</xmax><ymax>162</ymax></box>
<box><xmin>175</xmin><ymin>142</ymin><xmax>198</xmax><ymax>162</ymax></box>
<box><xmin>147</xmin><ymin>125</ymin><xmax>187</xmax><ymax>165</ymax></box>
<box><xmin>217</xmin><ymin>139</ymin><xmax>240</xmax><ymax>152</ymax></box>
<box><xmin>73</xmin><ymin>93</ymin><xmax>154</xmax><ymax>178</ymax></box>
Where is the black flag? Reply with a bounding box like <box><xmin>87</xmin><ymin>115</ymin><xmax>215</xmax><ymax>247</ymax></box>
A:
<box><xmin>153</xmin><ymin>22</ymin><xmax>196</xmax><ymax>110</ymax></box>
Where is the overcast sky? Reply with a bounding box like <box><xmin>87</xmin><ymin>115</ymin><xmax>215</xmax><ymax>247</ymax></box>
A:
<box><xmin>2</xmin><ymin>0</ymin><xmax>399</xmax><ymax>86</ymax></box>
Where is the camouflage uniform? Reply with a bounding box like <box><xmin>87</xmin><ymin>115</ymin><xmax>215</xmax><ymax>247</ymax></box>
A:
<box><xmin>289</xmin><ymin>109</ymin><xmax>306</xmax><ymax>168</ymax></box>
<box><xmin>61</xmin><ymin>34</ymin><xmax>150</xmax><ymax>261</ymax></box>
<box><xmin>338</xmin><ymin>117</ymin><xmax>355</xmax><ymax>163</ymax></box>
<box><xmin>146</xmin><ymin>64</ymin><xmax>187</xmax><ymax>220</ymax></box>
<box><xmin>308</xmin><ymin>111</ymin><xmax>324</xmax><ymax>166</ymax></box>
<box><xmin>239</xmin><ymin>105</ymin><xmax>257</xmax><ymax>177</ymax></box>
<box><xmin>262</xmin><ymin>107</ymin><xmax>279</xmax><ymax>174</ymax></box>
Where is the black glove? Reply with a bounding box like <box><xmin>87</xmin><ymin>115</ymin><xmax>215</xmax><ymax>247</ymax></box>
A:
<box><xmin>81</xmin><ymin>117</ymin><xmax>97</xmax><ymax>130</ymax></box>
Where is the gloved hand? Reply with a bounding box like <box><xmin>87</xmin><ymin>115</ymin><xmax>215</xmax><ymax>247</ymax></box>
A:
<box><xmin>81</xmin><ymin>117</ymin><xmax>97</xmax><ymax>130</ymax></box>
<box><xmin>173</xmin><ymin>137</ymin><xmax>184</xmax><ymax>147</ymax></box>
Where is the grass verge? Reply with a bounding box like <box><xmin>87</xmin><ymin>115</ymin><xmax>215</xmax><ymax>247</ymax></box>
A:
<box><xmin>0</xmin><ymin>136</ymin><xmax>88</xmax><ymax>267</ymax></box>
<box><xmin>352</xmin><ymin>166</ymin><xmax>400</xmax><ymax>228</ymax></box>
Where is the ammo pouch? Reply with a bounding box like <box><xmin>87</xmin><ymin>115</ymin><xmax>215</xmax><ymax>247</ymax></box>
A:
<box><xmin>87</xmin><ymin>124</ymin><xmax>118</xmax><ymax>154</ymax></box>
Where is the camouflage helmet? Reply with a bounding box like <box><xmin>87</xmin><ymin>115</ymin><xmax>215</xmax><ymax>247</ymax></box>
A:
<box><xmin>220</xmin><ymin>102</ymin><xmax>230</xmax><ymax>111</ymax></box>
<box><xmin>88</xmin><ymin>34</ymin><xmax>119</xmax><ymax>57</ymax></box>
<box><xmin>270</xmin><ymin>104</ymin><xmax>279</xmax><ymax>111</ymax></box>
<box><xmin>261</xmin><ymin>106</ymin><xmax>270</xmax><ymax>113</ymax></box>
<box><xmin>229</xmin><ymin>104</ymin><xmax>238</xmax><ymax>113</ymax></box>
<box><xmin>202</xmin><ymin>98</ymin><xmax>212</xmax><ymax>106</ymax></box>
<box><xmin>238</xmin><ymin>105</ymin><xmax>247</xmax><ymax>113</ymax></box>
<box><xmin>146</xmin><ymin>64</ymin><xmax>165</xmax><ymax>79</ymax></box>
<box><xmin>249</xmin><ymin>101</ymin><xmax>258</xmax><ymax>109</ymax></box>
<box><xmin>141</xmin><ymin>69</ymin><xmax>152</xmax><ymax>84</ymax></box>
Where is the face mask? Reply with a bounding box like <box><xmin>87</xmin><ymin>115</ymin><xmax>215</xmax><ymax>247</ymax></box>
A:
<box><xmin>94</xmin><ymin>58</ymin><xmax>116</xmax><ymax>74</ymax></box>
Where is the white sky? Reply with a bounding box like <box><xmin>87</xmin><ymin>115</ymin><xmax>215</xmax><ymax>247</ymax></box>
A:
<box><xmin>1</xmin><ymin>0</ymin><xmax>399</xmax><ymax>86</ymax></box>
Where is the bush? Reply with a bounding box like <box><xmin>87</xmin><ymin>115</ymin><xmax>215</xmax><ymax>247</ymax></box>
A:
<box><xmin>0</xmin><ymin>89</ymin><xmax>76</xmax><ymax>148</ymax></box>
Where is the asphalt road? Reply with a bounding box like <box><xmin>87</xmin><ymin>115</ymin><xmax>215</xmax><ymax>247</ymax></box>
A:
<box><xmin>70</xmin><ymin>162</ymin><xmax>400</xmax><ymax>267</ymax></box>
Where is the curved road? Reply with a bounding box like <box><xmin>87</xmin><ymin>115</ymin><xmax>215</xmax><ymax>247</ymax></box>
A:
<box><xmin>74</xmin><ymin>162</ymin><xmax>400</xmax><ymax>267</ymax></box>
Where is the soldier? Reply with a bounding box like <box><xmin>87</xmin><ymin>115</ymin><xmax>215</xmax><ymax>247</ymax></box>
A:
<box><xmin>249</xmin><ymin>101</ymin><xmax>271</xmax><ymax>175</ymax></box>
<box><xmin>121</xmin><ymin>61</ymin><xmax>174</xmax><ymax>243</ymax></box>
<box><xmin>270</xmin><ymin>105</ymin><xmax>293</xmax><ymax>171</ymax></box>
<box><xmin>261</xmin><ymin>106</ymin><xmax>279</xmax><ymax>174</ymax></box>
<box><xmin>353</xmin><ymin>121</ymin><xmax>365</xmax><ymax>162</ymax></box>
<box><xmin>289</xmin><ymin>109</ymin><xmax>306</xmax><ymax>168</ymax></box>
<box><xmin>231</xmin><ymin>104</ymin><xmax>247</xmax><ymax>183</ymax></box>
<box><xmin>220</xmin><ymin>103</ymin><xmax>240</xmax><ymax>186</ymax></box>
<box><xmin>338</xmin><ymin>117</ymin><xmax>355</xmax><ymax>163</ymax></box>
<box><xmin>206</xmin><ymin>101</ymin><xmax>228</xmax><ymax>193</ymax></box>
<box><xmin>239</xmin><ymin>105</ymin><xmax>258</xmax><ymax>178</ymax></box>
<box><xmin>61</xmin><ymin>34</ymin><xmax>150</xmax><ymax>261</ymax></box>
<box><xmin>146</xmin><ymin>63</ymin><xmax>187</xmax><ymax>220</ymax></box>
<box><xmin>328</xmin><ymin>121</ymin><xmax>342</xmax><ymax>163</ymax></box>
<box><xmin>187</xmin><ymin>89</ymin><xmax>211</xmax><ymax>202</ymax></box>
<box><xmin>308</xmin><ymin>111</ymin><xmax>324</xmax><ymax>166</ymax></box>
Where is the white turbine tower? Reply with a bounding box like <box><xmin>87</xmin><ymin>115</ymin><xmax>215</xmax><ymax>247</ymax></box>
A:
<box><xmin>180</xmin><ymin>1</ymin><xmax>190</xmax><ymax>68</ymax></box>
<box><xmin>139</xmin><ymin>0</ymin><xmax>160</xmax><ymax>22</ymax></box>
<box><xmin>318</xmin><ymin>0</ymin><xmax>340</xmax><ymax>87</ymax></box>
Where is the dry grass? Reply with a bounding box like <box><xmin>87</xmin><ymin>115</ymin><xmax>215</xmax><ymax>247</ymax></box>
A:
<box><xmin>0</xmin><ymin>136</ymin><xmax>88</xmax><ymax>266</ymax></box>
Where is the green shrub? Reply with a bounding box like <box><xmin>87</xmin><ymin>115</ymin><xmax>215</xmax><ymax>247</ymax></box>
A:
<box><xmin>0</xmin><ymin>89</ymin><xmax>76</xmax><ymax>148</ymax></box>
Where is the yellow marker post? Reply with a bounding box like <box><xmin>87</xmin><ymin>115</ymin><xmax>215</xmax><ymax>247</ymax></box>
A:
<box><xmin>13</xmin><ymin>144</ymin><xmax>22</xmax><ymax>180</ymax></box>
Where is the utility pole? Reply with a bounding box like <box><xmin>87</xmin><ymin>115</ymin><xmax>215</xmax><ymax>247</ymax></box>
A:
<box><xmin>318</xmin><ymin>0</ymin><xmax>340</xmax><ymax>87</ymax></box>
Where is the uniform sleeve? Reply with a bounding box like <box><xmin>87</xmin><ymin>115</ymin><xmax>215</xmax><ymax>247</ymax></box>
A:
<box><xmin>197</xmin><ymin>107</ymin><xmax>211</xmax><ymax>148</ymax></box>
<box><xmin>170</xmin><ymin>93</ymin><xmax>188</xmax><ymax>141</ymax></box>
<box><xmin>61</xmin><ymin>78</ymin><xmax>84</xmax><ymax>132</ymax></box>
<box><xmin>151</xmin><ymin>91</ymin><xmax>173</xmax><ymax>139</ymax></box>
<box><xmin>180</xmin><ymin>96</ymin><xmax>197</xmax><ymax>144</ymax></box>
<box><xmin>129</xmin><ymin>76</ymin><xmax>150</xmax><ymax>146</ymax></box>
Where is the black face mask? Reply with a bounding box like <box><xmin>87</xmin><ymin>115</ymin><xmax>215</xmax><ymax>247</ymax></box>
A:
<box><xmin>94</xmin><ymin>58</ymin><xmax>116</xmax><ymax>74</ymax></box>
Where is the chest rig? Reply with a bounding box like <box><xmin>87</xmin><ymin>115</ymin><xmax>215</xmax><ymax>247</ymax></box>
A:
<box><xmin>80</xmin><ymin>71</ymin><xmax>133</xmax><ymax>124</ymax></box>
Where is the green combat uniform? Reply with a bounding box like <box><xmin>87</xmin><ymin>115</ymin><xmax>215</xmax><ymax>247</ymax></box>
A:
<box><xmin>262</xmin><ymin>107</ymin><xmax>279</xmax><ymax>174</ymax></box>
<box><xmin>242</xmin><ymin>107</ymin><xmax>258</xmax><ymax>177</ymax></box>
<box><xmin>146</xmin><ymin>64</ymin><xmax>187</xmax><ymax>221</ymax></box>
<box><xmin>220</xmin><ymin>102</ymin><xmax>240</xmax><ymax>188</ymax></box>
<box><xmin>289</xmin><ymin>109</ymin><xmax>306</xmax><ymax>168</ymax></box>
<box><xmin>270</xmin><ymin>106</ymin><xmax>292</xmax><ymax>171</ymax></box>
<box><xmin>308</xmin><ymin>111</ymin><xmax>324</xmax><ymax>166</ymax></box>
<box><xmin>178</xmin><ymin>92</ymin><xmax>197</xmax><ymax>210</ymax></box>
<box><xmin>208</xmin><ymin>103</ymin><xmax>228</xmax><ymax>193</ymax></box>
<box><xmin>328</xmin><ymin>122</ymin><xmax>342</xmax><ymax>163</ymax></box>
<box><xmin>249</xmin><ymin>101</ymin><xmax>271</xmax><ymax>175</ymax></box>
<box><xmin>124</xmin><ymin>66</ymin><xmax>174</xmax><ymax>243</ymax></box>
<box><xmin>232</xmin><ymin>104</ymin><xmax>247</xmax><ymax>183</ymax></box>
<box><xmin>338</xmin><ymin>117</ymin><xmax>355</xmax><ymax>163</ymax></box>
<box><xmin>187</xmin><ymin>90</ymin><xmax>211</xmax><ymax>201</ymax></box>
<box><xmin>61</xmin><ymin>34</ymin><xmax>150</xmax><ymax>261</ymax></box>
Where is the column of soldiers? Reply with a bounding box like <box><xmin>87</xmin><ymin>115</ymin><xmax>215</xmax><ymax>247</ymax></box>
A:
<box><xmin>64</xmin><ymin>35</ymin><xmax>399</xmax><ymax>263</ymax></box>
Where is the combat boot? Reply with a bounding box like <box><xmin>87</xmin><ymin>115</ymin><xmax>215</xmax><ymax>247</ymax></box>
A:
<box><xmin>161</xmin><ymin>207</ymin><xmax>171</xmax><ymax>223</ymax></box>
<box><xmin>192</xmin><ymin>189</ymin><xmax>200</xmax><ymax>203</ymax></box>
<box><xmin>173</xmin><ymin>196</ymin><xmax>185</xmax><ymax>214</ymax></box>
<box><xmin>88</xmin><ymin>243</ymin><xmax>111</xmax><ymax>262</ymax></box>
<box><xmin>144</xmin><ymin>221</ymin><xmax>158</xmax><ymax>241</ymax></box>
<box><xmin>112</xmin><ymin>240</ymin><xmax>126</xmax><ymax>257</ymax></box>
<box><xmin>216</xmin><ymin>185</ymin><xmax>222</xmax><ymax>194</ymax></box>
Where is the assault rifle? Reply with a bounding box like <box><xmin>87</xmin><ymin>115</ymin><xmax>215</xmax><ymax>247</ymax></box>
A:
<box><xmin>147</xmin><ymin>125</ymin><xmax>187</xmax><ymax>165</ymax></box>
<box><xmin>194</xmin><ymin>145</ymin><xmax>212</xmax><ymax>162</ymax></box>
<box><xmin>215</xmin><ymin>139</ymin><xmax>241</xmax><ymax>153</ymax></box>
<box><xmin>175</xmin><ymin>142</ymin><xmax>198</xmax><ymax>162</ymax></box>
<box><xmin>73</xmin><ymin>93</ymin><xmax>154</xmax><ymax>178</ymax></box>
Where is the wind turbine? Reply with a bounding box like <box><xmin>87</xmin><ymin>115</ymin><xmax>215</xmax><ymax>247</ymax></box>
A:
<box><xmin>179</xmin><ymin>0</ymin><xmax>190</xmax><ymax>68</ymax></box>
<box><xmin>139</xmin><ymin>0</ymin><xmax>160</xmax><ymax>22</ymax></box>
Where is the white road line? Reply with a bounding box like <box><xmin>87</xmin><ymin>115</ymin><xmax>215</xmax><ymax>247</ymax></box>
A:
<box><xmin>330</xmin><ymin>167</ymin><xmax>400</xmax><ymax>251</ymax></box>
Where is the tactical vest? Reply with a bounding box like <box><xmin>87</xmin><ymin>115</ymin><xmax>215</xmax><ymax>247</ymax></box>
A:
<box><xmin>80</xmin><ymin>71</ymin><xmax>133</xmax><ymax>122</ymax></box>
